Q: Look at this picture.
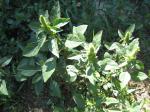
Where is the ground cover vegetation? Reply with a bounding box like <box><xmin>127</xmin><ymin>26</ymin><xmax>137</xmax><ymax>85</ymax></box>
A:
<box><xmin>0</xmin><ymin>0</ymin><xmax>150</xmax><ymax>111</ymax></box>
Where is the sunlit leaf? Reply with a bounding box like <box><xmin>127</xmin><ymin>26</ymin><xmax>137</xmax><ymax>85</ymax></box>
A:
<box><xmin>136</xmin><ymin>72</ymin><xmax>148</xmax><ymax>81</ymax></box>
<box><xmin>125</xmin><ymin>39</ymin><xmax>140</xmax><ymax>60</ymax></box>
<box><xmin>93</xmin><ymin>30</ymin><xmax>103</xmax><ymax>50</ymax></box>
<box><xmin>119</xmin><ymin>72</ymin><xmax>131</xmax><ymax>88</ymax></box>
<box><xmin>68</xmin><ymin>54</ymin><xmax>82</xmax><ymax>61</ymax></box>
<box><xmin>105</xmin><ymin>60</ymin><xmax>119</xmax><ymax>71</ymax></box>
<box><xmin>118</xmin><ymin>29</ymin><xmax>124</xmax><ymax>38</ymax></box>
<box><xmin>73</xmin><ymin>25</ymin><xmax>88</xmax><ymax>35</ymax></box>
<box><xmin>86</xmin><ymin>65</ymin><xmax>97</xmax><ymax>85</ymax></box>
<box><xmin>65</xmin><ymin>40</ymin><xmax>83</xmax><ymax>49</ymax></box>
<box><xmin>126</xmin><ymin>24</ymin><xmax>135</xmax><ymax>34</ymax></box>
<box><xmin>0</xmin><ymin>80</ymin><xmax>8</xmax><ymax>96</ymax></box>
<box><xmin>53</xmin><ymin>18</ymin><xmax>70</xmax><ymax>28</ymax></box>
<box><xmin>42</xmin><ymin>58</ymin><xmax>56</xmax><ymax>82</ymax></box>
<box><xmin>67</xmin><ymin>34</ymin><xmax>85</xmax><ymax>42</ymax></box>
<box><xmin>23</xmin><ymin>35</ymin><xmax>46</xmax><ymax>57</ymax></box>
<box><xmin>17</xmin><ymin>59</ymin><xmax>40</xmax><ymax>77</ymax></box>
<box><xmin>48</xmin><ymin>38</ymin><xmax>59</xmax><ymax>58</ymax></box>
<box><xmin>135</xmin><ymin>60</ymin><xmax>144</xmax><ymax>70</ymax></box>
<box><xmin>104</xmin><ymin>97</ymin><xmax>119</xmax><ymax>106</ymax></box>
<box><xmin>0</xmin><ymin>56</ymin><xmax>12</xmax><ymax>67</ymax></box>
<box><xmin>66</xmin><ymin>65</ymin><xmax>78</xmax><ymax>82</ymax></box>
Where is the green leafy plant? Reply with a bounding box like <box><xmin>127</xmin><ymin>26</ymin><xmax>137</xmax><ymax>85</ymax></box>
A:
<box><xmin>0</xmin><ymin>0</ymin><xmax>150</xmax><ymax>111</ymax></box>
<box><xmin>16</xmin><ymin>12</ymin><xmax>148</xmax><ymax>111</ymax></box>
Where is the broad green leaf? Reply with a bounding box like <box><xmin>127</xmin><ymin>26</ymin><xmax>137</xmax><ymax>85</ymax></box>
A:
<box><xmin>23</xmin><ymin>35</ymin><xmax>46</xmax><ymax>57</ymax></box>
<box><xmin>104</xmin><ymin>52</ymin><xmax>113</xmax><ymax>59</ymax></box>
<box><xmin>86</xmin><ymin>65</ymin><xmax>97</xmax><ymax>85</ymax></box>
<box><xmin>73</xmin><ymin>25</ymin><xmax>88</xmax><ymax>35</ymax></box>
<box><xmin>109</xmin><ymin>42</ymin><xmax>125</xmax><ymax>55</ymax></box>
<box><xmin>135</xmin><ymin>60</ymin><xmax>144</xmax><ymax>70</ymax></box>
<box><xmin>66</xmin><ymin>65</ymin><xmax>78</xmax><ymax>82</ymax></box>
<box><xmin>105</xmin><ymin>60</ymin><xmax>119</xmax><ymax>71</ymax></box>
<box><xmin>136</xmin><ymin>72</ymin><xmax>148</xmax><ymax>81</ymax></box>
<box><xmin>98</xmin><ymin>58</ymin><xmax>113</xmax><ymax>71</ymax></box>
<box><xmin>67</xmin><ymin>34</ymin><xmax>85</xmax><ymax>42</ymax></box>
<box><xmin>42</xmin><ymin>58</ymin><xmax>56</xmax><ymax>82</ymax></box>
<box><xmin>68</xmin><ymin>54</ymin><xmax>82</xmax><ymax>61</ymax></box>
<box><xmin>109</xmin><ymin>42</ymin><xmax>119</xmax><ymax>50</ymax></box>
<box><xmin>119</xmin><ymin>72</ymin><xmax>131</xmax><ymax>88</ymax></box>
<box><xmin>50</xmin><ymin>81</ymin><xmax>61</xmax><ymax>97</ymax></box>
<box><xmin>19</xmin><ymin>67</ymin><xmax>40</xmax><ymax>77</ymax></box>
<box><xmin>98</xmin><ymin>58</ymin><xmax>112</xmax><ymax>66</ymax></box>
<box><xmin>109</xmin><ymin>42</ymin><xmax>123</xmax><ymax>51</ymax></box>
<box><xmin>53</xmin><ymin>18</ymin><xmax>70</xmax><ymax>28</ymax></box>
<box><xmin>50</xmin><ymin>1</ymin><xmax>60</xmax><ymax>20</ymax></box>
<box><xmin>126</xmin><ymin>24</ymin><xmax>135</xmax><ymax>34</ymax></box>
<box><xmin>0</xmin><ymin>80</ymin><xmax>8</xmax><ymax>96</ymax></box>
<box><xmin>125</xmin><ymin>39</ymin><xmax>140</xmax><ymax>60</ymax></box>
<box><xmin>0</xmin><ymin>56</ymin><xmax>12</xmax><ymax>67</ymax></box>
<box><xmin>118</xmin><ymin>29</ymin><xmax>124</xmax><ymax>38</ymax></box>
<box><xmin>127</xmin><ymin>39</ymin><xmax>139</xmax><ymax>53</ymax></box>
<box><xmin>65</xmin><ymin>40</ymin><xmax>83</xmax><ymax>49</ymax></box>
<box><xmin>48</xmin><ymin>38</ymin><xmax>59</xmax><ymax>58</ymax></box>
<box><xmin>17</xmin><ymin>59</ymin><xmax>41</xmax><ymax>77</ymax></box>
<box><xmin>32</xmin><ymin>74</ymin><xmax>42</xmax><ymax>84</ymax></box>
<box><xmin>118</xmin><ymin>61</ymin><xmax>128</xmax><ymax>68</ymax></box>
<box><xmin>104</xmin><ymin>97</ymin><xmax>119</xmax><ymax>106</ymax></box>
<box><xmin>87</xmin><ymin>75</ymin><xmax>97</xmax><ymax>85</ymax></box>
<box><xmin>92</xmin><ymin>30</ymin><xmax>103</xmax><ymax>50</ymax></box>
<box><xmin>86</xmin><ymin>65</ymin><xmax>94</xmax><ymax>76</ymax></box>
<box><xmin>73</xmin><ymin>93</ymin><xmax>85</xmax><ymax>109</ymax></box>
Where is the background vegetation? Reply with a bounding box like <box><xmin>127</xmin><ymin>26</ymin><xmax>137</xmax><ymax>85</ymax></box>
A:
<box><xmin>0</xmin><ymin>0</ymin><xmax>150</xmax><ymax>111</ymax></box>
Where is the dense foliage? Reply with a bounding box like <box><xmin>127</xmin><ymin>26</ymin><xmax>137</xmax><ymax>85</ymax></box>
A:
<box><xmin>0</xmin><ymin>0</ymin><xmax>150</xmax><ymax>111</ymax></box>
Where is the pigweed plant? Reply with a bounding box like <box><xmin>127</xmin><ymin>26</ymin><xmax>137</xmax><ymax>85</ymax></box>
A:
<box><xmin>1</xmin><ymin>11</ymin><xmax>148</xmax><ymax>111</ymax></box>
